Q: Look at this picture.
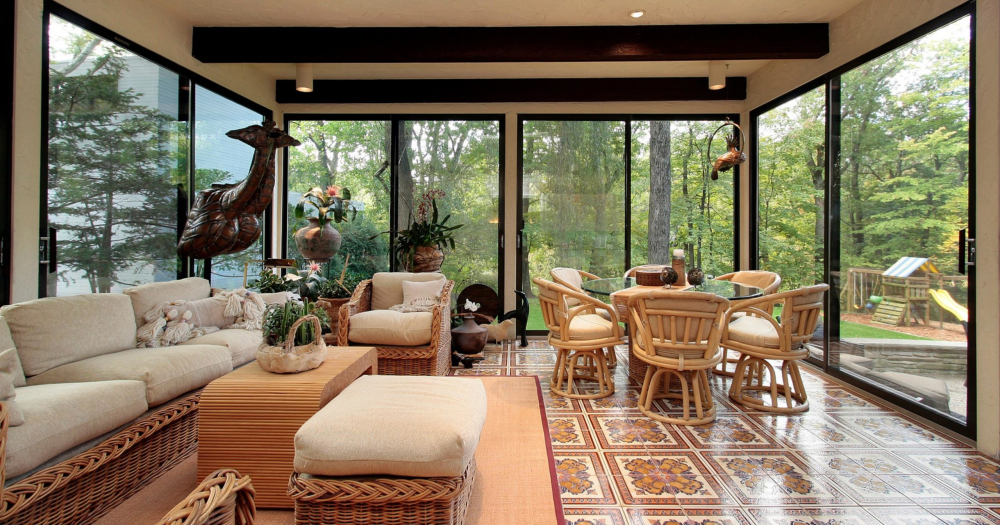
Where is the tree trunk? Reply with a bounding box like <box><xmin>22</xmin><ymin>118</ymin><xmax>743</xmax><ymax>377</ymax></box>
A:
<box><xmin>648</xmin><ymin>121</ymin><xmax>672</xmax><ymax>264</ymax></box>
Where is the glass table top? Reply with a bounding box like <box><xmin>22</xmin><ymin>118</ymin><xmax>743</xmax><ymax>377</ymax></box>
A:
<box><xmin>581</xmin><ymin>277</ymin><xmax>762</xmax><ymax>300</ymax></box>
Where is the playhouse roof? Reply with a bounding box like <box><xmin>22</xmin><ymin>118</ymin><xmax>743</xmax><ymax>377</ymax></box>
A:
<box><xmin>883</xmin><ymin>257</ymin><xmax>940</xmax><ymax>277</ymax></box>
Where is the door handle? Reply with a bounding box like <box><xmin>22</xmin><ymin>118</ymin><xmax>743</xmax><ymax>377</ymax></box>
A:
<box><xmin>958</xmin><ymin>228</ymin><xmax>974</xmax><ymax>275</ymax></box>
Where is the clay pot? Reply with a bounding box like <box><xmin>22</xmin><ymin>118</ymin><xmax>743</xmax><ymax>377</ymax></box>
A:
<box><xmin>316</xmin><ymin>297</ymin><xmax>350</xmax><ymax>338</ymax></box>
<box><xmin>408</xmin><ymin>246</ymin><xmax>445</xmax><ymax>273</ymax></box>
<box><xmin>293</xmin><ymin>218</ymin><xmax>342</xmax><ymax>262</ymax></box>
<box><xmin>452</xmin><ymin>315</ymin><xmax>488</xmax><ymax>355</ymax></box>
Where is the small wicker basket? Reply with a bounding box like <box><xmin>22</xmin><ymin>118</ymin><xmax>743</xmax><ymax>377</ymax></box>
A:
<box><xmin>634</xmin><ymin>268</ymin><xmax>664</xmax><ymax>286</ymax></box>
<box><xmin>256</xmin><ymin>315</ymin><xmax>327</xmax><ymax>374</ymax></box>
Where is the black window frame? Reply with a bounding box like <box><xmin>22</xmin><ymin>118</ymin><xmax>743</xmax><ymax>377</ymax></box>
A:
<box><xmin>40</xmin><ymin>2</ymin><xmax>273</xmax><ymax>296</ymax></box>
<box><xmin>517</xmin><ymin>113</ymin><xmax>742</xmax><ymax>335</ymax></box>
<box><xmin>1</xmin><ymin>0</ymin><xmax>13</xmax><ymax>306</ymax></box>
<box><xmin>749</xmin><ymin>2</ymin><xmax>977</xmax><ymax>438</ymax></box>
<box><xmin>281</xmin><ymin>113</ymin><xmax>507</xmax><ymax>305</ymax></box>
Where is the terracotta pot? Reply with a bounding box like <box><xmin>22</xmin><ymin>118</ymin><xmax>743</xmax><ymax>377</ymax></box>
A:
<box><xmin>293</xmin><ymin>218</ymin><xmax>342</xmax><ymax>262</ymax></box>
<box><xmin>452</xmin><ymin>315</ymin><xmax>488</xmax><ymax>355</ymax></box>
<box><xmin>407</xmin><ymin>246</ymin><xmax>445</xmax><ymax>273</ymax></box>
<box><xmin>316</xmin><ymin>297</ymin><xmax>350</xmax><ymax>338</ymax></box>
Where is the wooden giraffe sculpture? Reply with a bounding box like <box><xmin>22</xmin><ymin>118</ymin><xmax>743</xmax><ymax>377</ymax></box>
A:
<box><xmin>178</xmin><ymin>120</ymin><xmax>300</xmax><ymax>259</ymax></box>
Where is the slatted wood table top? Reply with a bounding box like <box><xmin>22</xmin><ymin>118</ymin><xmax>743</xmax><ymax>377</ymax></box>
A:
<box><xmin>198</xmin><ymin>347</ymin><xmax>377</xmax><ymax>508</ymax></box>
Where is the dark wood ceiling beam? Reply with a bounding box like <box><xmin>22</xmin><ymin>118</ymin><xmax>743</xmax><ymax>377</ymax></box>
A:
<box><xmin>275</xmin><ymin>77</ymin><xmax>747</xmax><ymax>104</ymax></box>
<box><xmin>194</xmin><ymin>24</ymin><xmax>828</xmax><ymax>63</ymax></box>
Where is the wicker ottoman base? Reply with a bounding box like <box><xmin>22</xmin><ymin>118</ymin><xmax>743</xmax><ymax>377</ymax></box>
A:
<box><xmin>288</xmin><ymin>458</ymin><xmax>477</xmax><ymax>525</ymax></box>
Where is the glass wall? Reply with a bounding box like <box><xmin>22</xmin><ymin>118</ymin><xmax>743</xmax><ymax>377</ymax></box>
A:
<box><xmin>46</xmin><ymin>15</ymin><xmax>187</xmax><ymax>295</ymax></box>
<box><xmin>753</xmin><ymin>10</ymin><xmax>973</xmax><ymax>431</ymax></box>
<box><xmin>193</xmin><ymin>86</ymin><xmax>267</xmax><ymax>289</ymax></box>
<box><xmin>285</xmin><ymin>119</ymin><xmax>392</xmax><ymax>281</ymax></box>
<box><xmin>45</xmin><ymin>11</ymin><xmax>269</xmax><ymax>296</ymax></box>
<box><xmin>399</xmin><ymin>120</ymin><xmax>501</xmax><ymax>292</ymax></box>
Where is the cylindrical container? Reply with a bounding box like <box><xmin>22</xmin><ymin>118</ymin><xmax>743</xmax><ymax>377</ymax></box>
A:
<box><xmin>672</xmin><ymin>256</ymin><xmax>687</xmax><ymax>287</ymax></box>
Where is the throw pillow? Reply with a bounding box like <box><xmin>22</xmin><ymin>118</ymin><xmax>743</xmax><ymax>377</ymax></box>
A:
<box><xmin>401</xmin><ymin>279</ymin><xmax>445</xmax><ymax>306</ymax></box>
<box><xmin>0</xmin><ymin>348</ymin><xmax>25</xmax><ymax>427</ymax></box>
<box><xmin>0</xmin><ymin>317</ymin><xmax>26</xmax><ymax>387</ymax></box>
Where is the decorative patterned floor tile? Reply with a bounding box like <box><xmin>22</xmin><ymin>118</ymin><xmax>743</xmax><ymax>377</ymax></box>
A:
<box><xmin>748</xmin><ymin>507</ymin><xmax>878</xmax><ymax>525</ymax></box>
<box><xmin>827</xmin><ymin>472</ymin><xmax>964</xmax><ymax>505</ymax></box>
<box><xmin>751</xmin><ymin>414</ymin><xmax>876</xmax><ymax>449</ymax></box>
<box><xmin>676</xmin><ymin>415</ymin><xmax>780</xmax><ymax>450</ymax></box>
<box><xmin>472</xmin><ymin>351</ymin><xmax>507</xmax><ymax>366</ymax></box>
<box><xmin>604</xmin><ymin>452</ymin><xmax>734</xmax><ymax>505</ymax></box>
<box><xmin>514</xmin><ymin>351</ymin><xmax>559</xmax><ymax>367</ymax></box>
<box><xmin>549</xmin><ymin>415</ymin><xmax>595</xmax><ymax>449</ymax></box>
<box><xmin>789</xmin><ymin>449</ymin><xmax>925</xmax><ymax>476</ymax></box>
<box><xmin>901</xmin><ymin>451</ymin><xmax>1000</xmax><ymax>504</ymax></box>
<box><xmin>449</xmin><ymin>367</ymin><xmax>502</xmax><ymax>376</ymax></box>
<box><xmin>816</xmin><ymin>387</ymin><xmax>893</xmax><ymax>412</ymax></box>
<box><xmin>702</xmin><ymin>451</ymin><xmax>848</xmax><ymax>505</ymax></box>
<box><xmin>543</xmin><ymin>389</ymin><xmax>584</xmax><ymax>413</ymax></box>
<box><xmin>627</xmin><ymin>507</ymin><xmax>753</xmax><ymax>525</ymax></box>
<box><xmin>562</xmin><ymin>507</ymin><xmax>628</xmax><ymax>525</ymax></box>
<box><xmin>588</xmin><ymin>415</ymin><xmax>686</xmax><ymax>449</ymax></box>
<box><xmin>583</xmin><ymin>388</ymin><xmax>644</xmax><ymax>413</ymax></box>
<box><xmin>904</xmin><ymin>507</ymin><xmax>1000</xmax><ymax>524</ymax></box>
<box><xmin>554</xmin><ymin>452</ymin><xmax>617</xmax><ymax>505</ymax></box>
<box><xmin>827</xmin><ymin>413</ymin><xmax>969</xmax><ymax>449</ymax></box>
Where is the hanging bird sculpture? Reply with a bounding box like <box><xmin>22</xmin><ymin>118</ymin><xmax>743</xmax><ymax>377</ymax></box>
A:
<box><xmin>178</xmin><ymin>121</ymin><xmax>300</xmax><ymax>259</ymax></box>
<box><xmin>708</xmin><ymin>122</ymin><xmax>747</xmax><ymax>180</ymax></box>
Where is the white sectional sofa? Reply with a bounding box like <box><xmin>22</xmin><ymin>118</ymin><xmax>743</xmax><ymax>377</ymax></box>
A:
<box><xmin>0</xmin><ymin>277</ymin><xmax>271</xmax><ymax>525</ymax></box>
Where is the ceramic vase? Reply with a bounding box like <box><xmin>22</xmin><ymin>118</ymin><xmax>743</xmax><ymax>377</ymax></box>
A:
<box><xmin>293</xmin><ymin>218</ymin><xmax>342</xmax><ymax>262</ymax></box>
<box><xmin>452</xmin><ymin>315</ymin><xmax>488</xmax><ymax>355</ymax></box>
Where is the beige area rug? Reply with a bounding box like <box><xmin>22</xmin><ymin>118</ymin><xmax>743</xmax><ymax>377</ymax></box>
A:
<box><xmin>96</xmin><ymin>376</ymin><xmax>563</xmax><ymax>525</ymax></box>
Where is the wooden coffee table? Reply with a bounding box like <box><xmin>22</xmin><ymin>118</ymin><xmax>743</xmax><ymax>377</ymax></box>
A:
<box><xmin>198</xmin><ymin>347</ymin><xmax>377</xmax><ymax>508</ymax></box>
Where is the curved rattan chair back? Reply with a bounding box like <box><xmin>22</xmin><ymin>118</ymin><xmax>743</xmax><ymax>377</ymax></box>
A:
<box><xmin>534</xmin><ymin>278</ymin><xmax>574</xmax><ymax>333</ymax></box>
<box><xmin>715</xmin><ymin>270</ymin><xmax>782</xmax><ymax>294</ymax></box>
<box><xmin>627</xmin><ymin>289</ymin><xmax>730</xmax><ymax>364</ymax></box>
<box><xmin>780</xmin><ymin>283</ymin><xmax>828</xmax><ymax>345</ymax></box>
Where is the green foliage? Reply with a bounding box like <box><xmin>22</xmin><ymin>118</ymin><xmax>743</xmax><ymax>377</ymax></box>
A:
<box><xmin>378</xmin><ymin>193</ymin><xmax>463</xmax><ymax>270</ymax></box>
<box><xmin>318</xmin><ymin>271</ymin><xmax>365</xmax><ymax>299</ymax></box>
<box><xmin>287</xmin><ymin>268</ymin><xmax>327</xmax><ymax>302</ymax></box>
<box><xmin>294</xmin><ymin>185</ymin><xmax>354</xmax><ymax>228</ymax></box>
<box><xmin>262</xmin><ymin>300</ymin><xmax>330</xmax><ymax>346</ymax></box>
<box><xmin>249</xmin><ymin>268</ymin><xmax>290</xmax><ymax>293</ymax></box>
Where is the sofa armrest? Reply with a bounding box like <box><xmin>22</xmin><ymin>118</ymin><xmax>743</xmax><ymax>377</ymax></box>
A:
<box><xmin>337</xmin><ymin>280</ymin><xmax>373</xmax><ymax>346</ymax></box>
<box><xmin>154</xmin><ymin>468</ymin><xmax>254</xmax><ymax>525</ymax></box>
<box><xmin>1</xmin><ymin>400</ymin><xmax>7</xmax><ymax>491</ymax></box>
<box><xmin>428</xmin><ymin>280</ymin><xmax>456</xmax><ymax>350</ymax></box>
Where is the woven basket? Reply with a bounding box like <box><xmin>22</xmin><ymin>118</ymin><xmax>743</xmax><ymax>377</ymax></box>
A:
<box><xmin>634</xmin><ymin>269</ymin><xmax>663</xmax><ymax>286</ymax></box>
<box><xmin>256</xmin><ymin>315</ymin><xmax>327</xmax><ymax>374</ymax></box>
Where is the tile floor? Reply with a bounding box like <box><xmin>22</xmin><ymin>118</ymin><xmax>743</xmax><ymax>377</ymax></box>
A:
<box><xmin>450</xmin><ymin>340</ymin><xmax>1000</xmax><ymax>525</ymax></box>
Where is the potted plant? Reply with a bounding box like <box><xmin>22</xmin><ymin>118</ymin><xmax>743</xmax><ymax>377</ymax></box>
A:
<box><xmin>257</xmin><ymin>299</ymin><xmax>331</xmax><ymax>374</ymax></box>
<box><xmin>376</xmin><ymin>190</ymin><xmax>462</xmax><ymax>272</ymax></box>
<box><xmin>292</xmin><ymin>185</ymin><xmax>354</xmax><ymax>262</ymax></box>
<box><xmin>249</xmin><ymin>267</ymin><xmax>291</xmax><ymax>293</ymax></box>
<box><xmin>317</xmin><ymin>271</ymin><xmax>366</xmax><ymax>337</ymax></box>
<box><xmin>286</xmin><ymin>262</ymin><xmax>328</xmax><ymax>302</ymax></box>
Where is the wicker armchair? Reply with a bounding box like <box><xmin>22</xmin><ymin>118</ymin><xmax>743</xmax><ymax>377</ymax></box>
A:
<box><xmin>155</xmin><ymin>468</ymin><xmax>255</xmax><ymax>525</ymax></box>
<box><xmin>337</xmin><ymin>274</ymin><xmax>455</xmax><ymax>376</ymax></box>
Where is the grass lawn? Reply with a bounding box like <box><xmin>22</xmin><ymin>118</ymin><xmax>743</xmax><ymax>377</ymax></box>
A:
<box><xmin>525</xmin><ymin>298</ymin><xmax>930</xmax><ymax>340</ymax></box>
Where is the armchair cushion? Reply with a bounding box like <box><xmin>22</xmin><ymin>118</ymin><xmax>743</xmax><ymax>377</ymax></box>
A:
<box><xmin>348</xmin><ymin>310</ymin><xmax>435</xmax><ymax>346</ymax></box>
<box><xmin>552</xmin><ymin>314</ymin><xmax>615</xmax><ymax>341</ymax></box>
<box><xmin>371</xmin><ymin>272</ymin><xmax>445</xmax><ymax>310</ymax></box>
<box><xmin>726</xmin><ymin>315</ymin><xmax>780</xmax><ymax>348</ymax></box>
<box><xmin>0</xmin><ymin>316</ymin><xmax>26</xmax><ymax>386</ymax></box>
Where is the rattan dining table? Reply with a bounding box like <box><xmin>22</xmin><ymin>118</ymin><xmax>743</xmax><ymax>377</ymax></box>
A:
<box><xmin>581</xmin><ymin>277</ymin><xmax>763</xmax><ymax>382</ymax></box>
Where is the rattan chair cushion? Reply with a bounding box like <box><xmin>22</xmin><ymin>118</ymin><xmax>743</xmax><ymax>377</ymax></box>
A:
<box><xmin>551</xmin><ymin>313</ymin><xmax>616</xmax><ymax>341</ymax></box>
<box><xmin>726</xmin><ymin>315</ymin><xmax>780</xmax><ymax>348</ymax></box>
<box><xmin>347</xmin><ymin>310</ymin><xmax>435</xmax><ymax>346</ymax></box>
<box><xmin>294</xmin><ymin>375</ymin><xmax>487</xmax><ymax>478</ymax></box>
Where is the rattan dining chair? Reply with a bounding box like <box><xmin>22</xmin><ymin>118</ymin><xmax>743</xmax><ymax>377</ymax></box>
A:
<box><xmin>626</xmin><ymin>289</ymin><xmax>730</xmax><ymax>425</ymax></box>
<box><xmin>534</xmin><ymin>278</ymin><xmax>624</xmax><ymax>400</ymax></box>
<box><xmin>713</xmin><ymin>270</ymin><xmax>782</xmax><ymax>377</ymax></box>
<box><xmin>722</xmin><ymin>283</ymin><xmax>828</xmax><ymax>413</ymax></box>
<box><xmin>551</xmin><ymin>267</ymin><xmax>617</xmax><ymax>367</ymax></box>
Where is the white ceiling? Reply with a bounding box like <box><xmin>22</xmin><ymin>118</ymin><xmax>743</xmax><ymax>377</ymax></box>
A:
<box><xmin>151</xmin><ymin>0</ymin><xmax>862</xmax><ymax>81</ymax></box>
<box><xmin>152</xmin><ymin>0</ymin><xmax>864</xmax><ymax>27</ymax></box>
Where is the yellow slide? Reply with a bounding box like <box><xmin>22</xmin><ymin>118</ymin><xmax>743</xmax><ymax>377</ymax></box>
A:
<box><xmin>928</xmin><ymin>289</ymin><xmax>969</xmax><ymax>322</ymax></box>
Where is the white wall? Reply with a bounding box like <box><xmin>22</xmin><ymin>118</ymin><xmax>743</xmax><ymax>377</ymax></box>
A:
<box><xmin>11</xmin><ymin>0</ymin><xmax>277</xmax><ymax>303</ymax></box>
<box><xmin>745</xmin><ymin>0</ymin><xmax>1000</xmax><ymax>454</ymax></box>
<box><xmin>277</xmin><ymin>101</ymin><xmax>746</xmax><ymax>308</ymax></box>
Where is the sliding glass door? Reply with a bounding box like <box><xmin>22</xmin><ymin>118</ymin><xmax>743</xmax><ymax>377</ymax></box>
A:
<box><xmin>519</xmin><ymin>116</ymin><xmax>737</xmax><ymax>332</ymax></box>
<box><xmin>753</xmin><ymin>7</ymin><xmax>974</xmax><ymax>434</ymax></box>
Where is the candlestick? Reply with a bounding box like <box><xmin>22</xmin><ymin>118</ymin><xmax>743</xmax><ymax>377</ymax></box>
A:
<box><xmin>673</xmin><ymin>248</ymin><xmax>684</xmax><ymax>258</ymax></box>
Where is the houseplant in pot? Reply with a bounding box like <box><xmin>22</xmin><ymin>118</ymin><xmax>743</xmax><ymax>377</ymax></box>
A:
<box><xmin>257</xmin><ymin>300</ymin><xmax>331</xmax><ymax>374</ymax></box>
<box><xmin>317</xmin><ymin>270</ymin><xmax>365</xmax><ymax>339</ymax></box>
<box><xmin>293</xmin><ymin>185</ymin><xmax>353</xmax><ymax>262</ymax></box>
<box><xmin>377</xmin><ymin>190</ymin><xmax>462</xmax><ymax>272</ymax></box>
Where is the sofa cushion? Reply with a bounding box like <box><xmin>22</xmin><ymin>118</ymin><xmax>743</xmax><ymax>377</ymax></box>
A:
<box><xmin>0</xmin><ymin>348</ymin><xmax>25</xmax><ymax>426</ymax></box>
<box><xmin>180</xmin><ymin>329</ymin><xmax>262</xmax><ymax>367</ymax></box>
<box><xmin>258</xmin><ymin>291</ymin><xmax>293</xmax><ymax>305</ymax></box>
<box><xmin>0</xmin><ymin>316</ymin><xmax>25</xmax><ymax>386</ymax></box>
<box><xmin>0</xmin><ymin>294</ymin><xmax>138</xmax><ymax>377</ymax></box>
<box><xmin>348</xmin><ymin>310</ymin><xmax>434</xmax><ymax>346</ymax></box>
<box><xmin>5</xmin><ymin>380</ymin><xmax>148</xmax><ymax>478</ymax></box>
<box><xmin>371</xmin><ymin>272</ymin><xmax>445</xmax><ymax>311</ymax></box>
<box><xmin>26</xmin><ymin>344</ymin><xmax>232</xmax><ymax>406</ymax></box>
<box><xmin>124</xmin><ymin>278</ymin><xmax>211</xmax><ymax>329</ymax></box>
<box><xmin>294</xmin><ymin>375</ymin><xmax>487</xmax><ymax>477</ymax></box>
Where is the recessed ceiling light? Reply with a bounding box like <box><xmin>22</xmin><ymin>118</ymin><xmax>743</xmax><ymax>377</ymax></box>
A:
<box><xmin>629</xmin><ymin>9</ymin><xmax>645</xmax><ymax>18</ymax></box>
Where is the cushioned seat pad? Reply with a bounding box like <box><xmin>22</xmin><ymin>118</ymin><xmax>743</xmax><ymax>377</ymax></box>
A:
<box><xmin>294</xmin><ymin>375</ymin><xmax>487</xmax><ymax>478</ymax></box>
<box><xmin>180</xmin><ymin>329</ymin><xmax>262</xmax><ymax>367</ymax></box>
<box><xmin>5</xmin><ymin>380</ymin><xmax>147</xmax><ymax>478</ymax></box>
<box><xmin>552</xmin><ymin>313</ymin><xmax>615</xmax><ymax>341</ymax></box>
<box><xmin>348</xmin><ymin>310</ymin><xmax>434</xmax><ymax>346</ymax></box>
<box><xmin>26</xmin><ymin>344</ymin><xmax>232</xmax><ymax>406</ymax></box>
<box><xmin>726</xmin><ymin>315</ymin><xmax>781</xmax><ymax>348</ymax></box>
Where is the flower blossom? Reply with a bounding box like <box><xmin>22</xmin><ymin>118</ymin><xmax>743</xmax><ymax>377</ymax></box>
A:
<box><xmin>326</xmin><ymin>185</ymin><xmax>341</xmax><ymax>198</ymax></box>
<box><xmin>308</xmin><ymin>262</ymin><xmax>322</xmax><ymax>273</ymax></box>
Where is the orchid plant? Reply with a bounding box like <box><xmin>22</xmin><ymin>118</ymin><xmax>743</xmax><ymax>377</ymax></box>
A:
<box><xmin>294</xmin><ymin>185</ymin><xmax>354</xmax><ymax>227</ymax></box>
<box><xmin>374</xmin><ymin>190</ymin><xmax>463</xmax><ymax>268</ymax></box>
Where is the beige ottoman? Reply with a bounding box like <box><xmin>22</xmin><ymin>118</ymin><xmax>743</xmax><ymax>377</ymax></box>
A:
<box><xmin>287</xmin><ymin>375</ymin><xmax>488</xmax><ymax>525</ymax></box>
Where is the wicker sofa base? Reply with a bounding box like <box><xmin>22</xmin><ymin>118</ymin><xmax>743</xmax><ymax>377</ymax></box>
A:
<box><xmin>0</xmin><ymin>392</ymin><xmax>201</xmax><ymax>525</ymax></box>
<box><xmin>288</xmin><ymin>458</ymin><xmax>476</xmax><ymax>525</ymax></box>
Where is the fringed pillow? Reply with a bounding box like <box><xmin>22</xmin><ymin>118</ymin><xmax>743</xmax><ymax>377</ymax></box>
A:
<box><xmin>137</xmin><ymin>289</ymin><xmax>267</xmax><ymax>348</ymax></box>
